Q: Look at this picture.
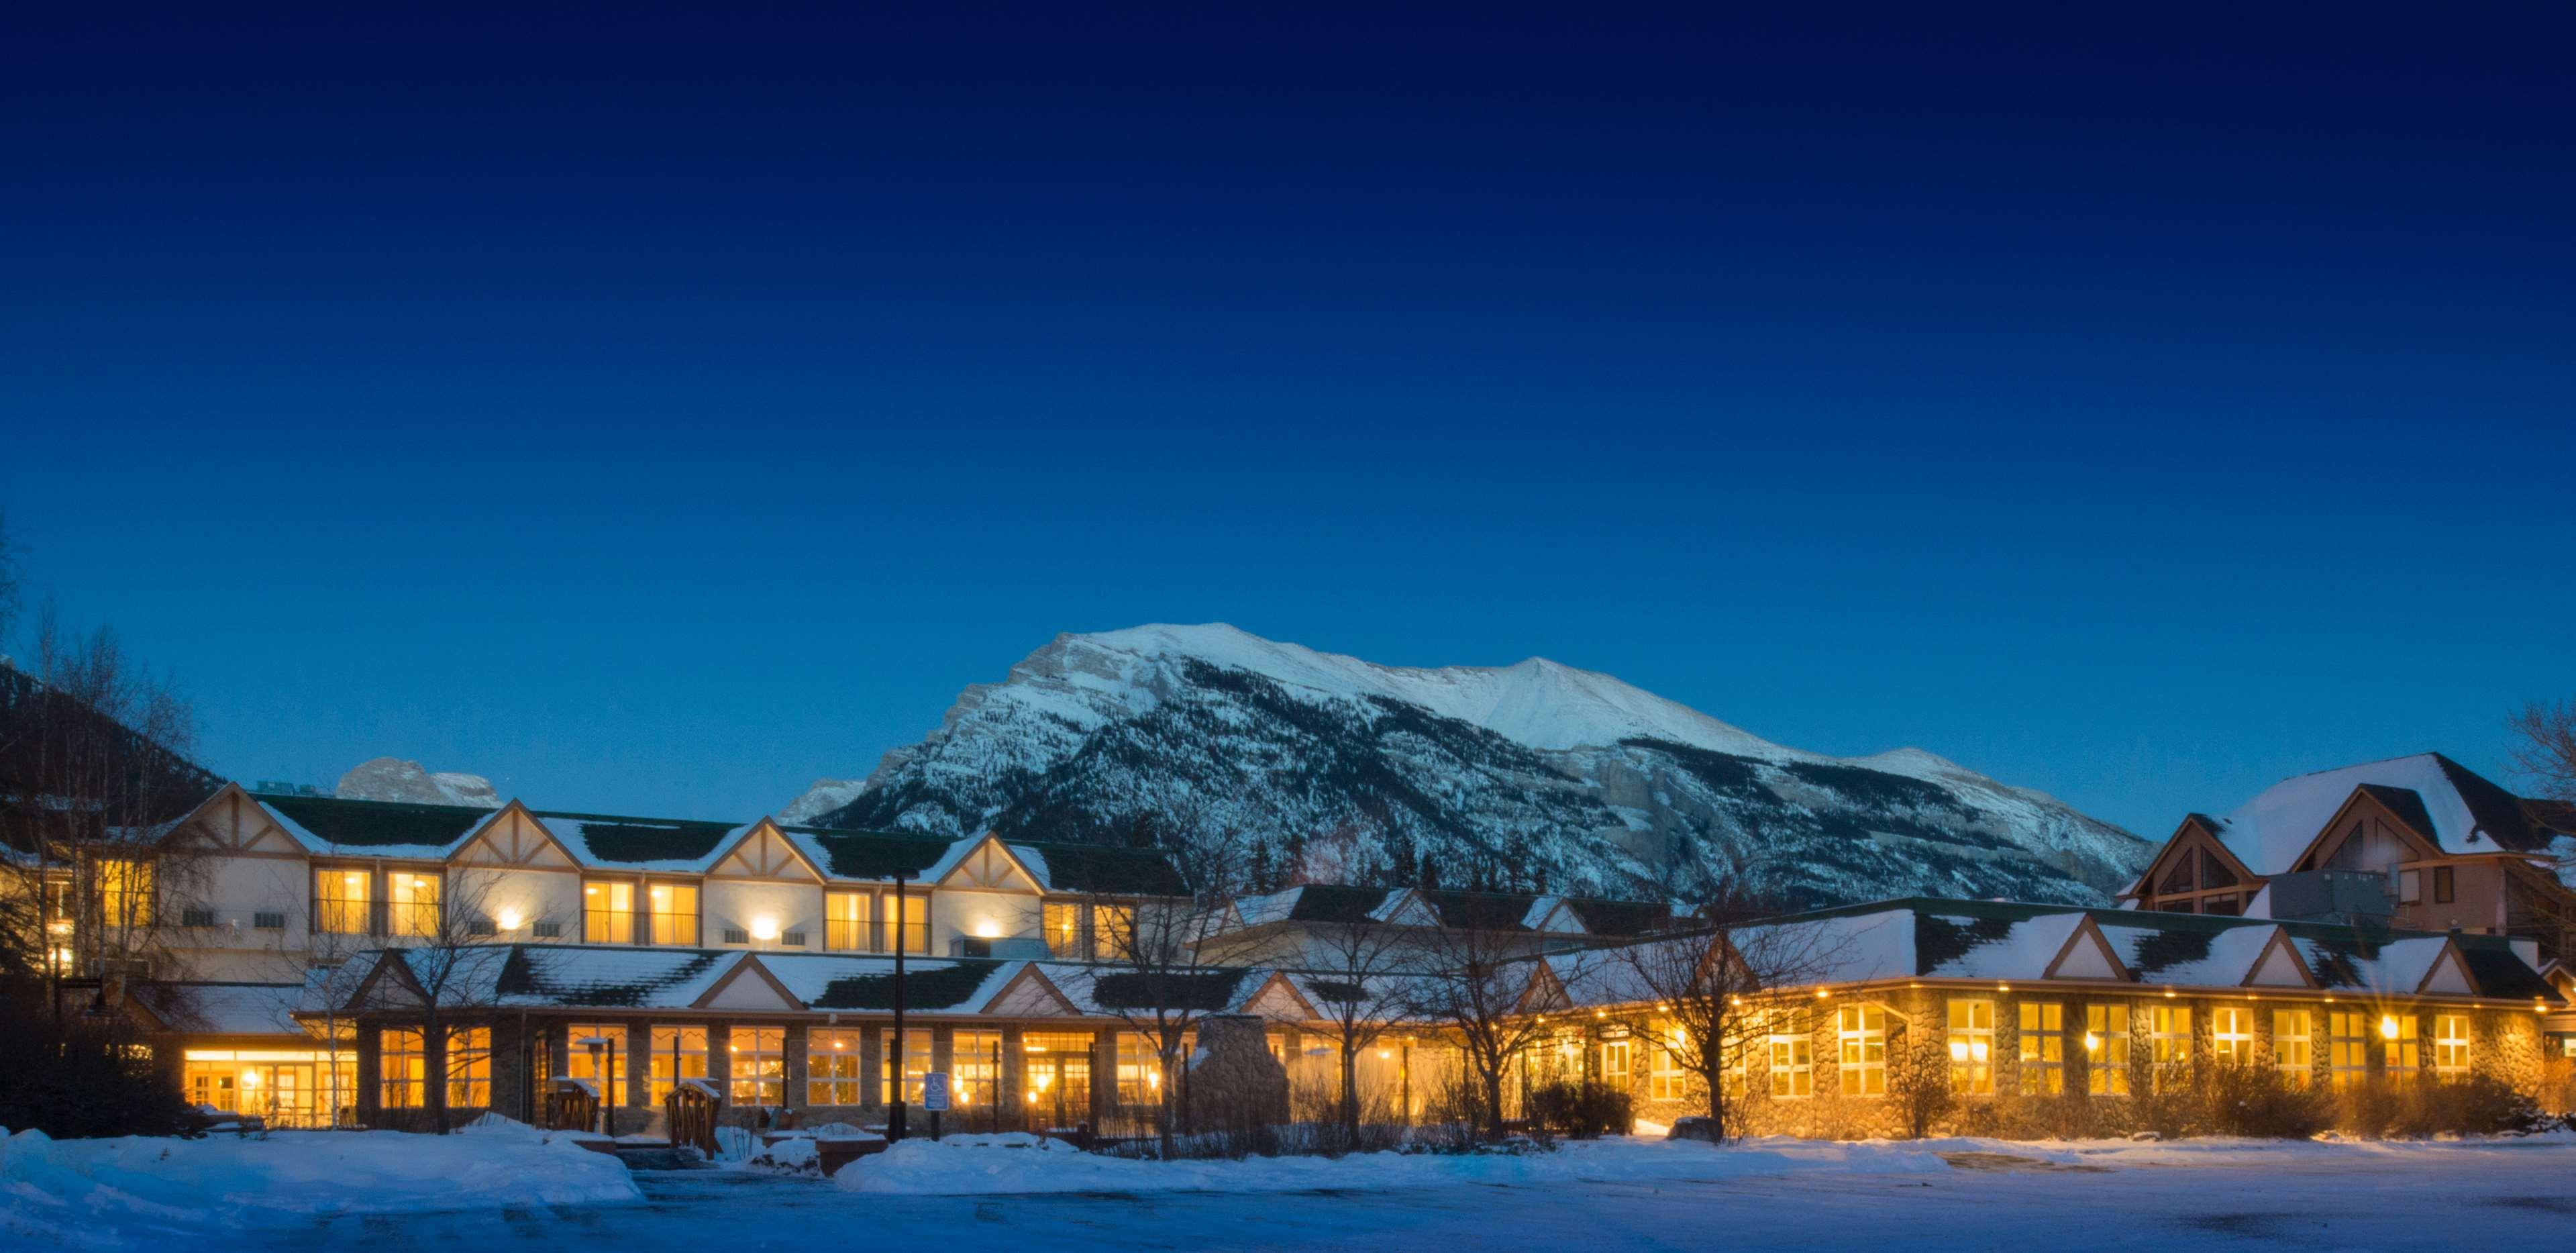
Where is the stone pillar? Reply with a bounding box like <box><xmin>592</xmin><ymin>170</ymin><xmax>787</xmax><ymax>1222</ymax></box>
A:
<box><xmin>999</xmin><ymin>1024</ymin><xmax>1026</xmax><ymax>1130</ymax></box>
<box><xmin>860</xmin><ymin>1024</ymin><xmax>884</xmax><ymax>1115</ymax></box>
<box><xmin>709</xmin><ymin>1023</ymin><xmax>735</xmax><ymax>1105</ymax></box>
<box><xmin>354</xmin><ymin>1024</ymin><xmax>383</xmax><ymax>1126</ymax></box>
<box><xmin>625</xmin><ymin>1022</ymin><xmax>652</xmax><ymax>1136</ymax></box>
<box><xmin>490</xmin><ymin>1017</ymin><xmax>529</xmax><ymax>1123</ymax></box>
<box><xmin>423</xmin><ymin>1023</ymin><xmax>451</xmax><ymax>1132</ymax></box>
<box><xmin>1090</xmin><ymin>1027</ymin><xmax>1115</xmax><ymax>1129</ymax></box>
<box><xmin>784</xmin><ymin>1024</ymin><xmax>811</xmax><ymax>1116</ymax></box>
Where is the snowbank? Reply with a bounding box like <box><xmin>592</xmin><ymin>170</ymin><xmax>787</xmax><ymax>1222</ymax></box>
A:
<box><xmin>1</xmin><ymin>1120</ymin><xmax>639</xmax><ymax>1244</ymax></box>
<box><xmin>835</xmin><ymin>1132</ymin><xmax>1949</xmax><ymax>1196</ymax></box>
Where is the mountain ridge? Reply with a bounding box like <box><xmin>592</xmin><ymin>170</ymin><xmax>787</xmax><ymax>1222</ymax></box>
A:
<box><xmin>793</xmin><ymin>623</ymin><xmax>2151</xmax><ymax>907</ymax></box>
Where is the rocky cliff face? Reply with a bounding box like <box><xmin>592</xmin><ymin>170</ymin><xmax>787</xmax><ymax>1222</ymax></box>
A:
<box><xmin>793</xmin><ymin>624</ymin><xmax>2149</xmax><ymax>907</ymax></box>
<box><xmin>335</xmin><ymin>757</ymin><xmax>500</xmax><ymax>808</ymax></box>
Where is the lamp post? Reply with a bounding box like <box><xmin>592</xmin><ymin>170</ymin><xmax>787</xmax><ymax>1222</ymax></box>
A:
<box><xmin>888</xmin><ymin>869</ymin><xmax>909</xmax><ymax>1143</ymax></box>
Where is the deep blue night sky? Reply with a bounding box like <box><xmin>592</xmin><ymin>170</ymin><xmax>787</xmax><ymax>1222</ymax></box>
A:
<box><xmin>5</xmin><ymin>3</ymin><xmax>2571</xmax><ymax>836</ymax></box>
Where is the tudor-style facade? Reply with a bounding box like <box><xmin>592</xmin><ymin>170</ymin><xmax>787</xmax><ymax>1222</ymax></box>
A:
<box><xmin>97</xmin><ymin>785</ymin><xmax>1191</xmax><ymax>1128</ymax></box>
<box><xmin>2123</xmin><ymin>754</ymin><xmax>2576</xmax><ymax>964</ymax></box>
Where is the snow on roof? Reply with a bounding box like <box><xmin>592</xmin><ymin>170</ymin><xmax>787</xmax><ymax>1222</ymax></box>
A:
<box><xmin>2207</xmin><ymin>753</ymin><xmax>2539</xmax><ymax>873</ymax></box>
<box><xmin>1918</xmin><ymin>911</ymin><xmax>2085</xmax><ymax>981</ymax></box>
<box><xmin>253</xmin><ymin>795</ymin><xmax>501</xmax><ymax>860</ymax></box>
<box><xmin>140</xmin><ymin>982</ymin><xmax>309</xmax><ymax>1036</ymax></box>
<box><xmin>531</xmin><ymin>815</ymin><xmax>750</xmax><ymax>873</ymax></box>
<box><xmin>2094</xmin><ymin>917</ymin><xmax>2274</xmax><ymax>987</ymax></box>
<box><xmin>488</xmin><ymin>946</ymin><xmax>733</xmax><ymax>1009</ymax></box>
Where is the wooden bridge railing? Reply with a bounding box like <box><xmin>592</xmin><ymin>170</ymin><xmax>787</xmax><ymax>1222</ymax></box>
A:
<box><xmin>666</xmin><ymin>1079</ymin><xmax>722</xmax><ymax>1156</ymax></box>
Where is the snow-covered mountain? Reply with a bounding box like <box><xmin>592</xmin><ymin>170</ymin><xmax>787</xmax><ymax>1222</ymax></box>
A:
<box><xmin>792</xmin><ymin>624</ymin><xmax>2151</xmax><ymax>907</ymax></box>
<box><xmin>336</xmin><ymin>758</ymin><xmax>500</xmax><ymax>808</ymax></box>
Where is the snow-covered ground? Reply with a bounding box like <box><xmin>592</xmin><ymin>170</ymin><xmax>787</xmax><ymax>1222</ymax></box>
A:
<box><xmin>10</xmin><ymin>1130</ymin><xmax>2575</xmax><ymax>1250</ymax></box>
<box><xmin>1</xmin><ymin>1119</ymin><xmax>638</xmax><ymax>1248</ymax></box>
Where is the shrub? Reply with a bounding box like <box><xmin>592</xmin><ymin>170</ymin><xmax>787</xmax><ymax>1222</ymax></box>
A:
<box><xmin>1525</xmin><ymin>1080</ymin><xmax>1633</xmax><ymax>1140</ymax></box>
<box><xmin>2336</xmin><ymin>1074</ymin><xmax>2547</xmax><ymax>1138</ymax></box>
<box><xmin>1883</xmin><ymin>1031</ymin><xmax>1954</xmax><ymax>1139</ymax></box>
<box><xmin>2198</xmin><ymin>1062</ymin><xmax>2333</xmax><ymax>1139</ymax></box>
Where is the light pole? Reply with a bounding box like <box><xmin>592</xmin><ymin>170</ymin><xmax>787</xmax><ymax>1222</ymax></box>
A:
<box><xmin>888</xmin><ymin>869</ymin><xmax>909</xmax><ymax>1142</ymax></box>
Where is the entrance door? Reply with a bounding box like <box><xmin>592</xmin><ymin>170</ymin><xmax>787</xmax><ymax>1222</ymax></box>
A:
<box><xmin>1023</xmin><ymin>1053</ymin><xmax>1090</xmax><ymax>1131</ymax></box>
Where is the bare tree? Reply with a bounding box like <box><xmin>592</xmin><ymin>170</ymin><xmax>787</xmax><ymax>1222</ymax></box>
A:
<box><xmin>1404</xmin><ymin>905</ymin><xmax>1578</xmax><ymax>1141</ymax></box>
<box><xmin>1069</xmin><ymin>799</ymin><xmax>1254</xmax><ymax>1158</ymax></box>
<box><xmin>2510</xmin><ymin>698</ymin><xmax>2576</xmax><ymax>805</ymax></box>
<box><xmin>1601</xmin><ymin>885</ymin><xmax>1843</xmax><ymax>1140</ymax></box>
<box><xmin>1297</xmin><ymin>916</ymin><xmax>1425</xmax><ymax>1139</ymax></box>
<box><xmin>350</xmin><ymin>867</ymin><xmax>517</xmax><ymax>1133</ymax></box>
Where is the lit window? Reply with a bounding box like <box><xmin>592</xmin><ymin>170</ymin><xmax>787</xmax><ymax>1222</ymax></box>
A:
<box><xmin>1837</xmin><ymin>1005</ymin><xmax>1886</xmax><ymax>1096</ymax></box>
<box><xmin>1767</xmin><ymin>1013</ymin><xmax>1812</xmax><ymax>1099</ymax></box>
<box><xmin>809</xmin><ymin>1028</ymin><xmax>862</xmax><ymax>1105</ymax></box>
<box><xmin>391</xmin><ymin>872</ymin><xmax>442</xmax><ymax>938</ymax></box>
<box><xmin>2387</xmin><ymin>1014</ymin><xmax>2422</xmax><ymax>1072</ymax></box>
<box><xmin>648</xmin><ymin>1027</ymin><xmax>707</xmax><ymax>1103</ymax></box>
<box><xmin>1947</xmin><ymin>999</ymin><xmax>1994</xmax><ymax>1095</ymax></box>
<box><xmin>380</xmin><ymin>1028</ymin><xmax>424</xmax><ymax>1109</ymax></box>
<box><xmin>98</xmin><ymin>859</ymin><xmax>155</xmax><ymax>928</ymax></box>
<box><xmin>316</xmin><ymin>868</ymin><xmax>371</xmax><ymax>935</ymax></box>
<box><xmin>886</xmin><ymin>892</ymin><xmax>932</xmax><ymax>956</ymax></box>
<box><xmin>1650</xmin><ymin>1024</ymin><xmax>1687</xmax><ymax>1101</ymax></box>
<box><xmin>567</xmin><ymin>1023</ymin><xmax>625</xmax><ymax>1104</ymax></box>
<box><xmin>955</xmin><ymin>1028</ymin><xmax>1002</xmax><ymax>1109</ymax></box>
<box><xmin>885</xmin><ymin>1028</ymin><xmax>932</xmax><ymax>1105</ymax></box>
<box><xmin>2273</xmin><ymin>1009</ymin><xmax>2314</xmax><ymax>1085</ymax></box>
<box><xmin>1045</xmin><ymin>901</ymin><xmax>1085</xmax><ymax>958</ymax></box>
<box><xmin>649</xmin><ymin>882</ymin><xmax>699</xmax><ymax>946</ymax></box>
<box><xmin>2018</xmin><ymin>1002</ymin><xmax>2063</xmax><ymax>1095</ymax></box>
<box><xmin>1094</xmin><ymin>905</ymin><xmax>1135</xmax><ymax>962</ymax></box>
<box><xmin>2148</xmin><ymin>1004</ymin><xmax>2192</xmax><ymax>1089</ymax></box>
<box><xmin>2212</xmin><ymin>1007</ymin><xmax>2253</xmax><ymax>1063</ymax></box>
<box><xmin>729</xmin><ymin>1027</ymin><xmax>783</xmax><ymax>1105</ymax></box>
<box><xmin>2328</xmin><ymin>1011</ymin><xmax>2370</xmax><ymax>1087</ymax></box>
<box><xmin>2433</xmin><ymin>1014</ymin><xmax>2469</xmax><ymax>1078</ymax></box>
<box><xmin>2085</xmin><ymin>1004</ymin><xmax>2132</xmax><ymax>1095</ymax></box>
<box><xmin>1600</xmin><ymin>1039</ymin><xmax>1633</xmax><ymax>1085</ymax></box>
<box><xmin>446</xmin><ymin>1027</ymin><xmax>490</xmax><ymax>1107</ymax></box>
<box><xmin>1118</xmin><ymin>1031</ymin><xmax>1172</xmax><ymax>1105</ymax></box>
<box><xmin>583</xmin><ymin>881</ymin><xmax>633</xmax><ymax>944</ymax></box>
<box><xmin>825</xmin><ymin>891</ymin><xmax>872</xmax><ymax>952</ymax></box>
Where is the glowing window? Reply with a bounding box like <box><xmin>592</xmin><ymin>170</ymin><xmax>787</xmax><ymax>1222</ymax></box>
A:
<box><xmin>728</xmin><ymin>1027</ymin><xmax>783</xmax><ymax>1105</ymax></box>
<box><xmin>446</xmin><ymin>1027</ymin><xmax>489</xmax><ymax>1107</ymax></box>
<box><xmin>809</xmin><ymin>1028</ymin><xmax>862</xmax><ymax>1105</ymax></box>
<box><xmin>825</xmin><ymin>891</ymin><xmax>872</xmax><ymax>952</ymax></box>
<box><xmin>316</xmin><ymin>868</ymin><xmax>371</xmax><ymax>935</ymax></box>
<box><xmin>2085</xmin><ymin>1003</ymin><xmax>2132</xmax><ymax>1095</ymax></box>
<box><xmin>391</xmin><ymin>872</ymin><xmax>441</xmax><ymax>938</ymax></box>
<box><xmin>583</xmin><ymin>881</ymin><xmax>633</xmax><ymax>944</ymax></box>
<box><xmin>2018</xmin><ymin>1002</ymin><xmax>2063</xmax><ymax>1095</ymax></box>
<box><xmin>648</xmin><ymin>1026</ymin><xmax>707</xmax><ymax>1104</ymax></box>
<box><xmin>1947</xmin><ymin>998</ymin><xmax>1994</xmax><ymax>1095</ymax></box>
<box><xmin>380</xmin><ymin>1028</ymin><xmax>424</xmax><ymax>1109</ymax></box>
<box><xmin>2273</xmin><ymin>1009</ymin><xmax>2314</xmax><ymax>1085</ymax></box>
<box><xmin>2433</xmin><ymin>1014</ymin><xmax>2469</xmax><ymax>1077</ymax></box>
<box><xmin>649</xmin><ymin>882</ymin><xmax>699</xmax><ymax>946</ymax></box>
<box><xmin>1836</xmin><ymin>1004</ymin><xmax>1886</xmax><ymax>1096</ymax></box>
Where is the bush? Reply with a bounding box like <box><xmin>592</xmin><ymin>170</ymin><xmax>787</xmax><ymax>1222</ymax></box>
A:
<box><xmin>2336</xmin><ymin>1074</ymin><xmax>2548</xmax><ymax>1138</ymax></box>
<box><xmin>0</xmin><ymin>983</ymin><xmax>196</xmax><ymax>1140</ymax></box>
<box><xmin>2200</xmin><ymin>1062</ymin><xmax>2334</xmax><ymax>1139</ymax></box>
<box><xmin>1524</xmin><ymin>1081</ymin><xmax>1633</xmax><ymax>1140</ymax></box>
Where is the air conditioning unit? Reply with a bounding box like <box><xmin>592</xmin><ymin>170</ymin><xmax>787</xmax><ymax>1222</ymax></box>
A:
<box><xmin>180</xmin><ymin>907</ymin><xmax>218</xmax><ymax>929</ymax></box>
<box><xmin>467</xmin><ymin>920</ymin><xmax>498</xmax><ymax>937</ymax></box>
<box><xmin>949</xmin><ymin>936</ymin><xmax>1050</xmax><ymax>959</ymax></box>
<box><xmin>533</xmin><ymin>921</ymin><xmax>564</xmax><ymax>939</ymax></box>
<box><xmin>723</xmin><ymin>928</ymin><xmax>751</xmax><ymax>945</ymax></box>
<box><xmin>253</xmin><ymin>911</ymin><xmax>287</xmax><ymax>930</ymax></box>
<box><xmin>780</xmin><ymin>930</ymin><xmax>808</xmax><ymax>948</ymax></box>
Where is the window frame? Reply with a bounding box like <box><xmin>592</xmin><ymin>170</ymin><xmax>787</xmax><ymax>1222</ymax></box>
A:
<box><xmin>315</xmin><ymin>866</ymin><xmax>372</xmax><ymax>936</ymax></box>
<box><xmin>1947</xmin><ymin>998</ymin><xmax>1995</xmax><ymax>1095</ymax></box>
<box><xmin>2211</xmin><ymin>1005</ymin><xmax>2253</xmax><ymax>1064</ymax></box>
<box><xmin>2432</xmin><ymin>1013</ymin><xmax>2469</xmax><ymax>1078</ymax></box>
<box><xmin>808</xmin><ymin>1028</ymin><xmax>862</xmax><ymax>1105</ymax></box>
<box><xmin>583</xmin><ymin>880</ymin><xmax>634</xmax><ymax>944</ymax></box>
<box><xmin>648</xmin><ymin>1026</ymin><xmax>708</xmax><ymax>1105</ymax></box>
<box><xmin>98</xmin><ymin>858</ymin><xmax>157</xmax><ymax>929</ymax></box>
<box><xmin>648</xmin><ymin>881</ymin><xmax>699</xmax><ymax>947</ymax></box>
<box><xmin>2328</xmin><ymin>1010</ymin><xmax>2369</xmax><ymax>1087</ymax></box>
<box><xmin>380</xmin><ymin>1028</ymin><xmax>425</xmax><ymax>1109</ymax></box>
<box><xmin>2085</xmin><ymin>1003</ymin><xmax>2131</xmax><ymax>1095</ymax></box>
<box><xmin>2147</xmin><ymin>1004</ymin><xmax>2192</xmax><ymax>1089</ymax></box>
<box><xmin>1836</xmin><ymin>1003</ymin><xmax>1886</xmax><ymax>1097</ymax></box>
<box><xmin>2018</xmin><ymin>1001</ymin><xmax>2064</xmax><ymax>1095</ymax></box>
<box><xmin>446</xmin><ymin>1025</ymin><xmax>490</xmax><ymax>1107</ymax></box>
<box><xmin>566</xmin><ymin>1022</ymin><xmax>626</xmax><ymax>1105</ymax></box>
<box><xmin>389</xmin><ymin>870</ymin><xmax>442</xmax><ymax>938</ymax></box>
<box><xmin>2272</xmin><ymin>1008</ymin><xmax>2314</xmax><ymax>1085</ymax></box>
<box><xmin>727</xmin><ymin>1027</ymin><xmax>784</xmax><ymax>1105</ymax></box>
<box><xmin>824</xmin><ymin>891</ymin><xmax>872</xmax><ymax>952</ymax></box>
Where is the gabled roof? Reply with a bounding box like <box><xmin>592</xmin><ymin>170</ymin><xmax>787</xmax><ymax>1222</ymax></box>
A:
<box><xmin>778</xmin><ymin>826</ymin><xmax>960</xmax><ymax>881</ymax></box>
<box><xmin>533</xmin><ymin>811</ymin><xmax>746</xmax><ymax>868</ymax></box>
<box><xmin>1006</xmin><ymin>841</ymin><xmax>1190</xmax><ymax>895</ymax></box>
<box><xmin>2194</xmin><ymin>753</ymin><xmax>2563</xmax><ymax>874</ymax></box>
<box><xmin>1656</xmin><ymin>896</ymin><xmax>2565</xmax><ymax>1004</ymax></box>
<box><xmin>258</xmin><ymin>794</ymin><xmax>497</xmax><ymax>854</ymax></box>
